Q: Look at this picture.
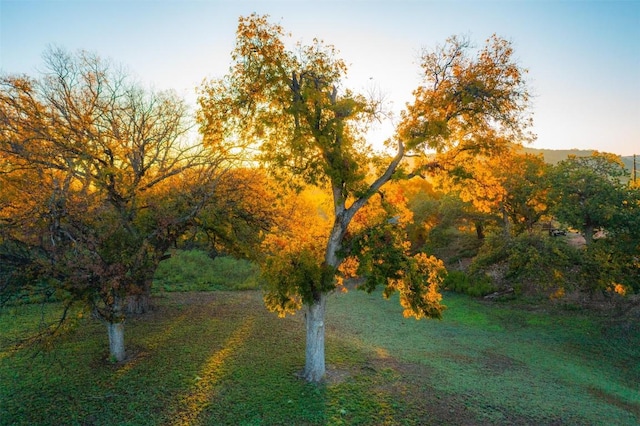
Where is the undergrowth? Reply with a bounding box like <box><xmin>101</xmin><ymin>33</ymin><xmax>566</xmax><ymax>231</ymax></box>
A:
<box><xmin>443</xmin><ymin>270</ymin><xmax>497</xmax><ymax>297</ymax></box>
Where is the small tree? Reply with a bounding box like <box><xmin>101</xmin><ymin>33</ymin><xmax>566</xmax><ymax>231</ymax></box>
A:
<box><xmin>198</xmin><ymin>15</ymin><xmax>532</xmax><ymax>381</ymax></box>
<box><xmin>437</xmin><ymin>150</ymin><xmax>549</xmax><ymax>236</ymax></box>
<box><xmin>548</xmin><ymin>153</ymin><xmax>630</xmax><ymax>245</ymax></box>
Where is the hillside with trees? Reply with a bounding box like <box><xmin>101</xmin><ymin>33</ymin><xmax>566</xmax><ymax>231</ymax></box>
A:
<box><xmin>522</xmin><ymin>147</ymin><xmax>636</xmax><ymax>179</ymax></box>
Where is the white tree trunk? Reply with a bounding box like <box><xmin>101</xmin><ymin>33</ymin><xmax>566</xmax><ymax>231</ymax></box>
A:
<box><xmin>303</xmin><ymin>293</ymin><xmax>327</xmax><ymax>382</ymax></box>
<box><xmin>107</xmin><ymin>321</ymin><xmax>126</xmax><ymax>362</ymax></box>
<box><xmin>300</xmin><ymin>217</ymin><xmax>345</xmax><ymax>383</ymax></box>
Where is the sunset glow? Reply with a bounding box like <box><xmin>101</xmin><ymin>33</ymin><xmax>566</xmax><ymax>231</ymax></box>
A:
<box><xmin>1</xmin><ymin>1</ymin><xmax>638</xmax><ymax>155</ymax></box>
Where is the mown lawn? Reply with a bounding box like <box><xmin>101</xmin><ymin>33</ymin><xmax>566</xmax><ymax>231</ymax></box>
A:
<box><xmin>1</xmin><ymin>289</ymin><xmax>639</xmax><ymax>425</ymax></box>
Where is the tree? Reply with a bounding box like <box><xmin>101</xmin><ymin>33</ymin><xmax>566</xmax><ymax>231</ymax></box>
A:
<box><xmin>437</xmin><ymin>150</ymin><xmax>549</xmax><ymax>236</ymax></box>
<box><xmin>397</xmin><ymin>34</ymin><xmax>533</xmax><ymax>175</ymax></box>
<box><xmin>547</xmin><ymin>154</ymin><xmax>640</xmax><ymax>293</ymax></box>
<box><xmin>548</xmin><ymin>153</ymin><xmax>630</xmax><ymax>245</ymax></box>
<box><xmin>0</xmin><ymin>48</ymin><xmax>234</xmax><ymax>361</ymax></box>
<box><xmin>198</xmin><ymin>15</ymin><xmax>531</xmax><ymax>382</ymax></box>
<box><xmin>499</xmin><ymin>152</ymin><xmax>549</xmax><ymax>233</ymax></box>
<box><xmin>397</xmin><ymin>34</ymin><xmax>533</xmax><ymax>248</ymax></box>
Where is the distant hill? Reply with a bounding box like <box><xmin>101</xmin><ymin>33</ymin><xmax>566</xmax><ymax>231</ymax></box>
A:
<box><xmin>520</xmin><ymin>147</ymin><xmax>636</xmax><ymax>177</ymax></box>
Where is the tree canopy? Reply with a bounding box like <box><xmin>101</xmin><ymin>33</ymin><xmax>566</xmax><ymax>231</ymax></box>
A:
<box><xmin>0</xmin><ymin>48</ymin><xmax>257</xmax><ymax>361</ymax></box>
<box><xmin>548</xmin><ymin>152</ymin><xmax>631</xmax><ymax>244</ymax></box>
<box><xmin>197</xmin><ymin>14</ymin><xmax>533</xmax><ymax>382</ymax></box>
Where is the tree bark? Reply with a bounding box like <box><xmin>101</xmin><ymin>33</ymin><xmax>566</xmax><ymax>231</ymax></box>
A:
<box><xmin>126</xmin><ymin>289</ymin><xmax>152</xmax><ymax>315</ymax></box>
<box><xmin>584</xmin><ymin>224</ymin><xmax>595</xmax><ymax>246</ymax></box>
<box><xmin>302</xmin><ymin>219</ymin><xmax>344</xmax><ymax>383</ymax></box>
<box><xmin>303</xmin><ymin>293</ymin><xmax>327</xmax><ymax>382</ymax></box>
<box><xmin>106</xmin><ymin>295</ymin><xmax>126</xmax><ymax>362</ymax></box>
<box><xmin>126</xmin><ymin>277</ymin><xmax>154</xmax><ymax>315</ymax></box>
<box><xmin>107</xmin><ymin>321</ymin><xmax>126</xmax><ymax>362</ymax></box>
<box><xmin>475</xmin><ymin>221</ymin><xmax>485</xmax><ymax>240</ymax></box>
<box><xmin>125</xmin><ymin>294</ymin><xmax>151</xmax><ymax>315</ymax></box>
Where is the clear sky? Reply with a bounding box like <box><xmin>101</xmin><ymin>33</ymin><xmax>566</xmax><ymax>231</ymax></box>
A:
<box><xmin>1</xmin><ymin>0</ymin><xmax>638</xmax><ymax>156</ymax></box>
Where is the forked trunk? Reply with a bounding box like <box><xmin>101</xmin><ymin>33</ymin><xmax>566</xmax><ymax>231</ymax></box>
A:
<box><xmin>303</xmin><ymin>293</ymin><xmax>327</xmax><ymax>382</ymax></box>
<box><xmin>107</xmin><ymin>321</ymin><xmax>126</xmax><ymax>362</ymax></box>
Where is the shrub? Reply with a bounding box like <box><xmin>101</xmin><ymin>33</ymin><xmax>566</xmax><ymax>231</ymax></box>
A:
<box><xmin>423</xmin><ymin>227</ymin><xmax>485</xmax><ymax>266</ymax></box>
<box><xmin>579</xmin><ymin>241</ymin><xmax>639</xmax><ymax>294</ymax></box>
<box><xmin>469</xmin><ymin>232</ymin><xmax>580</xmax><ymax>296</ymax></box>
<box><xmin>443</xmin><ymin>270</ymin><xmax>497</xmax><ymax>297</ymax></box>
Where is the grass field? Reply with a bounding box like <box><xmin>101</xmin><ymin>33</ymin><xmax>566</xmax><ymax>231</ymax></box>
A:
<box><xmin>1</xmin><ymin>285</ymin><xmax>639</xmax><ymax>425</ymax></box>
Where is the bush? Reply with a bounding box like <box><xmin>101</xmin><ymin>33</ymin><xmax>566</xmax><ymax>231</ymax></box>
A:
<box><xmin>423</xmin><ymin>227</ymin><xmax>484</xmax><ymax>265</ymax></box>
<box><xmin>443</xmin><ymin>270</ymin><xmax>497</xmax><ymax>297</ymax></box>
<box><xmin>469</xmin><ymin>232</ymin><xmax>580</xmax><ymax>296</ymax></box>
<box><xmin>579</xmin><ymin>241</ymin><xmax>639</xmax><ymax>294</ymax></box>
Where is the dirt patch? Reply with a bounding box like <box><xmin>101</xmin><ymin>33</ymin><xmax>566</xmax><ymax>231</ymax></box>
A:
<box><xmin>359</xmin><ymin>353</ymin><xmax>552</xmax><ymax>426</ymax></box>
<box><xmin>480</xmin><ymin>349</ymin><xmax>526</xmax><ymax>373</ymax></box>
<box><xmin>322</xmin><ymin>366</ymin><xmax>355</xmax><ymax>385</ymax></box>
<box><xmin>565</xmin><ymin>231</ymin><xmax>586</xmax><ymax>248</ymax></box>
<box><xmin>588</xmin><ymin>386</ymin><xmax>640</xmax><ymax>422</ymax></box>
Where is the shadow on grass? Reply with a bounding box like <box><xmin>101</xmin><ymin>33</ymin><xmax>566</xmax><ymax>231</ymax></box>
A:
<box><xmin>1</xmin><ymin>290</ymin><xmax>639</xmax><ymax>425</ymax></box>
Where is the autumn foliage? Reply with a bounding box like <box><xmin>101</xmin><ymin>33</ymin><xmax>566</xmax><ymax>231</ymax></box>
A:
<box><xmin>3</xmin><ymin>13</ymin><xmax>636</xmax><ymax>388</ymax></box>
<box><xmin>0</xmin><ymin>48</ymin><xmax>273</xmax><ymax>361</ymax></box>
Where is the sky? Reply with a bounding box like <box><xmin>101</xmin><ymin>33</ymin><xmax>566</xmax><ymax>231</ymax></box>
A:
<box><xmin>1</xmin><ymin>0</ymin><xmax>639</xmax><ymax>156</ymax></box>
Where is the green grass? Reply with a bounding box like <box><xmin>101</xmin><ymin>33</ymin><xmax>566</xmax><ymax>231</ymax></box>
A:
<box><xmin>153</xmin><ymin>251</ymin><xmax>261</xmax><ymax>292</ymax></box>
<box><xmin>330</xmin><ymin>291</ymin><xmax>640</xmax><ymax>424</ymax></box>
<box><xmin>1</xmin><ymin>290</ymin><xmax>639</xmax><ymax>425</ymax></box>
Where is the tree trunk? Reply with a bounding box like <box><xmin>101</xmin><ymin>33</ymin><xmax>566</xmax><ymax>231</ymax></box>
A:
<box><xmin>583</xmin><ymin>224</ymin><xmax>595</xmax><ymax>245</ymax></box>
<box><xmin>126</xmin><ymin>292</ymin><xmax>152</xmax><ymax>315</ymax></box>
<box><xmin>106</xmin><ymin>295</ymin><xmax>126</xmax><ymax>362</ymax></box>
<box><xmin>303</xmin><ymin>293</ymin><xmax>327</xmax><ymax>382</ymax></box>
<box><xmin>107</xmin><ymin>321</ymin><xmax>126</xmax><ymax>362</ymax></box>
<box><xmin>301</xmin><ymin>218</ymin><xmax>344</xmax><ymax>383</ymax></box>
<box><xmin>475</xmin><ymin>221</ymin><xmax>485</xmax><ymax>240</ymax></box>
<box><xmin>126</xmin><ymin>278</ymin><xmax>153</xmax><ymax>315</ymax></box>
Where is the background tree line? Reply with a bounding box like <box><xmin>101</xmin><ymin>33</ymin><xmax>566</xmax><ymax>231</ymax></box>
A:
<box><xmin>411</xmin><ymin>149</ymin><xmax>639</xmax><ymax>299</ymax></box>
